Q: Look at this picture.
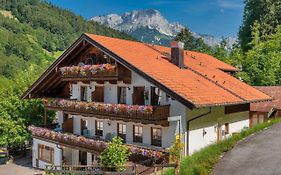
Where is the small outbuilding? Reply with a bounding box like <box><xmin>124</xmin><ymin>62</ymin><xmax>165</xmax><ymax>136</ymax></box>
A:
<box><xmin>250</xmin><ymin>86</ymin><xmax>281</xmax><ymax>127</ymax></box>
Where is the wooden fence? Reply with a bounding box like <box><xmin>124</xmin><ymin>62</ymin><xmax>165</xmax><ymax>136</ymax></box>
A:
<box><xmin>45</xmin><ymin>163</ymin><xmax>177</xmax><ymax>175</ymax></box>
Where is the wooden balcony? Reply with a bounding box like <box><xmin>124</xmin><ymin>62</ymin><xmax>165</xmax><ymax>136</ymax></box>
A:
<box><xmin>44</xmin><ymin>99</ymin><xmax>170</xmax><ymax>126</ymax></box>
<box><xmin>29</xmin><ymin>126</ymin><xmax>168</xmax><ymax>162</ymax></box>
<box><xmin>59</xmin><ymin>64</ymin><xmax>118</xmax><ymax>82</ymax></box>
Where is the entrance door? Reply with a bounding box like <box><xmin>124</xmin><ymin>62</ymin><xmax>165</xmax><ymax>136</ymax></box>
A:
<box><xmin>91</xmin><ymin>86</ymin><xmax>104</xmax><ymax>102</ymax></box>
<box><xmin>132</xmin><ymin>86</ymin><xmax>145</xmax><ymax>105</ymax></box>
<box><xmin>62</xmin><ymin>113</ymin><xmax>73</xmax><ymax>133</ymax></box>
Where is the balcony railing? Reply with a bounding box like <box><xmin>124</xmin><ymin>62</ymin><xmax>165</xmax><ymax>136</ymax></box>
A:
<box><xmin>59</xmin><ymin>64</ymin><xmax>118</xmax><ymax>81</ymax></box>
<box><xmin>44</xmin><ymin>99</ymin><xmax>170</xmax><ymax>126</ymax></box>
<box><xmin>29</xmin><ymin>126</ymin><xmax>168</xmax><ymax>163</ymax></box>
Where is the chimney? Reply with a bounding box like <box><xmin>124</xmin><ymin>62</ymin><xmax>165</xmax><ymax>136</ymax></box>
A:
<box><xmin>170</xmin><ymin>41</ymin><xmax>185</xmax><ymax>68</ymax></box>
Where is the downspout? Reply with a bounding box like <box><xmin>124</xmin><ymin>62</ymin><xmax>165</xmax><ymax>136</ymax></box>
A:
<box><xmin>186</xmin><ymin>107</ymin><xmax>212</xmax><ymax>156</ymax></box>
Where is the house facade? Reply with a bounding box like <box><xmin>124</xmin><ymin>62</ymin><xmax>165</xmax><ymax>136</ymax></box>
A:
<box><xmin>22</xmin><ymin>34</ymin><xmax>271</xmax><ymax>169</ymax></box>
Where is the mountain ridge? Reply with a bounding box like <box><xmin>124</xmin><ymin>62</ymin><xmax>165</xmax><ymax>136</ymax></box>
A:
<box><xmin>91</xmin><ymin>9</ymin><xmax>236</xmax><ymax>47</ymax></box>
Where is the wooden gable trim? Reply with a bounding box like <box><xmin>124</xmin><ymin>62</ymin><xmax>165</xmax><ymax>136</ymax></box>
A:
<box><xmin>21</xmin><ymin>35</ymin><xmax>87</xmax><ymax>99</ymax></box>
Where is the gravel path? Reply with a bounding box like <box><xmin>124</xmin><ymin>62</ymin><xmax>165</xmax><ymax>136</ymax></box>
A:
<box><xmin>0</xmin><ymin>155</ymin><xmax>44</xmax><ymax>175</ymax></box>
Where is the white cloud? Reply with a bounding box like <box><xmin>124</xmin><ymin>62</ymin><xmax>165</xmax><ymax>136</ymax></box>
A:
<box><xmin>217</xmin><ymin>0</ymin><xmax>243</xmax><ymax>9</ymax></box>
<box><xmin>150</xmin><ymin>0</ymin><xmax>187</xmax><ymax>6</ymax></box>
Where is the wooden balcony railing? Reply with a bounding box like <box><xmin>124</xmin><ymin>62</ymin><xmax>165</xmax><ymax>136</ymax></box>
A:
<box><xmin>44</xmin><ymin>99</ymin><xmax>170</xmax><ymax>126</ymax></box>
<box><xmin>59</xmin><ymin>64</ymin><xmax>118</xmax><ymax>81</ymax></box>
<box><xmin>29</xmin><ymin>126</ymin><xmax>168</xmax><ymax>163</ymax></box>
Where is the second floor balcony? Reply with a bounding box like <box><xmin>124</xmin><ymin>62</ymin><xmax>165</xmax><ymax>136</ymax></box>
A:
<box><xmin>44</xmin><ymin>98</ymin><xmax>170</xmax><ymax>126</ymax></box>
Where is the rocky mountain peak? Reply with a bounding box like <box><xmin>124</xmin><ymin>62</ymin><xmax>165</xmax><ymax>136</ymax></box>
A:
<box><xmin>91</xmin><ymin>9</ymin><xmax>184</xmax><ymax>37</ymax></box>
<box><xmin>91</xmin><ymin>9</ymin><xmax>236</xmax><ymax>47</ymax></box>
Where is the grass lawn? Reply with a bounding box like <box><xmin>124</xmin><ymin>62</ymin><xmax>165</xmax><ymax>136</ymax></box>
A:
<box><xmin>165</xmin><ymin>118</ymin><xmax>281</xmax><ymax>175</ymax></box>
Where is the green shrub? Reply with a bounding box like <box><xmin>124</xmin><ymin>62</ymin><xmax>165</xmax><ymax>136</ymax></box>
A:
<box><xmin>100</xmin><ymin>136</ymin><xmax>131</xmax><ymax>171</ymax></box>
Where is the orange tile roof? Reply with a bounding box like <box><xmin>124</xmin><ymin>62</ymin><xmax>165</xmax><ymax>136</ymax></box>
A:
<box><xmin>86</xmin><ymin>34</ymin><xmax>271</xmax><ymax>107</ymax></box>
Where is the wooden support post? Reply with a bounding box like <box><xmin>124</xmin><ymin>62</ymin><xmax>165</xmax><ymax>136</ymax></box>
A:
<box><xmin>44</xmin><ymin>109</ymin><xmax>47</xmax><ymax>126</ymax></box>
<box><xmin>173</xmin><ymin>161</ymin><xmax>180</xmax><ymax>175</ymax></box>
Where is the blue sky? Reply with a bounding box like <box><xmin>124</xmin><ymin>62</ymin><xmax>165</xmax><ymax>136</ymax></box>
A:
<box><xmin>47</xmin><ymin>0</ymin><xmax>244</xmax><ymax>37</ymax></box>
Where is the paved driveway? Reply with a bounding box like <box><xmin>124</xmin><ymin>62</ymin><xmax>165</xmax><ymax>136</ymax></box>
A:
<box><xmin>0</xmin><ymin>155</ymin><xmax>44</xmax><ymax>175</ymax></box>
<box><xmin>213</xmin><ymin>123</ymin><xmax>281</xmax><ymax>175</ymax></box>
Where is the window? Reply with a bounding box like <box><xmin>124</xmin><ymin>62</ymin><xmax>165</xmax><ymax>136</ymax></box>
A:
<box><xmin>118</xmin><ymin>87</ymin><xmax>127</xmax><ymax>104</ymax></box>
<box><xmin>224</xmin><ymin>123</ymin><xmax>229</xmax><ymax>135</ymax></box>
<box><xmin>133</xmin><ymin>125</ymin><xmax>143</xmax><ymax>143</ymax></box>
<box><xmin>151</xmin><ymin>87</ymin><xmax>160</xmax><ymax>105</ymax></box>
<box><xmin>80</xmin><ymin>86</ymin><xmax>88</xmax><ymax>101</ymax></box>
<box><xmin>38</xmin><ymin>144</ymin><xmax>54</xmax><ymax>163</ymax></box>
<box><xmin>117</xmin><ymin>123</ymin><xmax>126</xmax><ymax>142</ymax></box>
<box><xmin>151</xmin><ymin>128</ymin><xmax>162</xmax><ymax>147</ymax></box>
<box><xmin>95</xmin><ymin>120</ymin><xmax>103</xmax><ymax>137</ymax></box>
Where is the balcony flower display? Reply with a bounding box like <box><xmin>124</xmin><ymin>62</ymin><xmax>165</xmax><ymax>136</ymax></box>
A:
<box><xmin>28</xmin><ymin>126</ymin><xmax>167</xmax><ymax>161</ymax></box>
<box><xmin>59</xmin><ymin>64</ymin><xmax>116</xmax><ymax>76</ymax></box>
<box><xmin>44</xmin><ymin>98</ymin><xmax>154</xmax><ymax>115</ymax></box>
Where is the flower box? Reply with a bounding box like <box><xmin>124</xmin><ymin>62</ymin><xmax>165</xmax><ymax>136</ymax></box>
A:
<box><xmin>59</xmin><ymin>64</ymin><xmax>116</xmax><ymax>77</ymax></box>
<box><xmin>44</xmin><ymin>98</ymin><xmax>154</xmax><ymax>115</ymax></box>
<box><xmin>29</xmin><ymin>126</ymin><xmax>168</xmax><ymax>162</ymax></box>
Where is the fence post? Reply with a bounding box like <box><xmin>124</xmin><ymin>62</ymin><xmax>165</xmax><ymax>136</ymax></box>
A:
<box><xmin>134</xmin><ymin>164</ymin><xmax>138</xmax><ymax>175</ymax></box>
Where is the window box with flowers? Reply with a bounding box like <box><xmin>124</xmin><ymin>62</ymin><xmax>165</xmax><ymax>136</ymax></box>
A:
<box><xmin>43</xmin><ymin>98</ymin><xmax>170</xmax><ymax>125</ymax></box>
<box><xmin>29</xmin><ymin>126</ymin><xmax>168</xmax><ymax>164</ymax></box>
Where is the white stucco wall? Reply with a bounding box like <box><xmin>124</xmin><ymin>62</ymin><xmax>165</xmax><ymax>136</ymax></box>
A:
<box><xmin>32</xmin><ymin>138</ymin><xmax>62</xmax><ymax>169</ymax></box>
<box><xmin>187</xmin><ymin>106</ymin><xmax>249</xmax><ymax>155</ymax></box>
<box><xmin>75</xmin><ymin>116</ymin><xmax>173</xmax><ymax>149</ymax></box>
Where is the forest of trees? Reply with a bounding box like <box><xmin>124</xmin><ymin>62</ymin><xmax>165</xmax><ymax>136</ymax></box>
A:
<box><xmin>176</xmin><ymin>0</ymin><xmax>281</xmax><ymax>86</ymax></box>
<box><xmin>1</xmin><ymin>0</ymin><xmax>281</xmax><ymax>151</ymax></box>
<box><xmin>0</xmin><ymin>0</ymin><xmax>134</xmax><ymax>150</ymax></box>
